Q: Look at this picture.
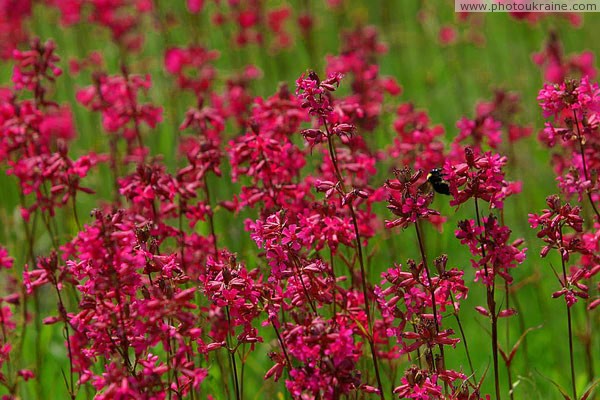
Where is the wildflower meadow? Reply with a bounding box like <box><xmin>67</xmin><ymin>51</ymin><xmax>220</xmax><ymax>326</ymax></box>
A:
<box><xmin>0</xmin><ymin>1</ymin><xmax>598</xmax><ymax>399</ymax></box>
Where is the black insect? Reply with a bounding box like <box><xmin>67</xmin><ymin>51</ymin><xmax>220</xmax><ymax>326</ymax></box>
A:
<box><xmin>425</xmin><ymin>168</ymin><xmax>450</xmax><ymax>195</ymax></box>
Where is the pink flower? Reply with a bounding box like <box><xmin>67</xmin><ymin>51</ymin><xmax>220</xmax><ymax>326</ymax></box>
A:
<box><xmin>39</xmin><ymin>106</ymin><xmax>75</xmax><ymax>141</ymax></box>
<box><xmin>0</xmin><ymin>247</ymin><xmax>13</xmax><ymax>269</ymax></box>
<box><xmin>296</xmin><ymin>70</ymin><xmax>343</xmax><ymax>120</ymax></box>
<box><xmin>186</xmin><ymin>0</ymin><xmax>204</xmax><ymax>13</ymax></box>
<box><xmin>444</xmin><ymin>147</ymin><xmax>517</xmax><ymax>209</ymax></box>
<box><xmin>384</xmin><ymin>168</ymin><xmax>440</xmax><ymax>229</ymax></box>
<box><xmin>438</xmin><ymin>25</ymin><xmax>457</xmax><ymax>46</ymax></box>
<box><xmin>12</xmin><ymin>38</ymin><xmax>61</xmax><ymax>94</ymax></box>
<box><xmin>76</xmin><ymin>73</ymin><xmax>162</xmax><ymax>138</ymax></box>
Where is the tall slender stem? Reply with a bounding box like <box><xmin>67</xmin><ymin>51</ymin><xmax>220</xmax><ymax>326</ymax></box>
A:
<box><xmin>203</xmin><ymin>176</ymin><xmax>219</xmax><ymax>260</ymax></box>
<box><xmin>290</xmin><ymin>254</ymin><xmax>318</xmax><ymax>314</ymax></box>
<box><xmin>558</xmin><ymin>228</ymin><xmax>578</xmax><ymax>400</ymax></box>
<box><xmin>572</xmin><ymin>111</ymin><xmax>600</xmax><ymax>221</ymax></box>
<box><xmin>348</xmin><ymin>202</ymin><xmax>385</xmax><ymax>399</ymax></box>
<box><xmin>474</xmin><ymin>198</ymin><xmax>501</xmax><ymax>400</ymax></box>
<box><xmin>449</xmin><ymin>293</ymin><xmax>475</xmax><ymax>381</ymax></box>
<box><xmin>178</xmin><ymin>198</ymin><xmax>186</xmax><ymax>272</ymax></box>
<box><xmin>565</xmin><ymin>298</ymin><xmax>577</xmax><ymax>400</ymax></box>
<box><xmin>225</xmin><ymin>306</ymin><xmax>241</xmax><ymax>400</ymax></box>
<box><xmin>491</xmin><ymin>305</ymin><xmax>500</xmax><ymax>400</ymax></box>
<box><xmin>505</xmin><ymin>284</ymin><xmax>514</xmax><ymax>400</ymax></box>
<box><xmin>204</xmin><ymin>176</ymin><xmax>241</xmax><ymax>400</ymax></box>
<box><xmin>53</xmin><ymin>284</ymin><xmax>76</xmax><ymax>399</ymax></box>
<box><xmin>324</xmin><ymin>127</ymin><xmax>385</xmax><ymax>399</ymax></box>
<box><xmin>18</xmin><ymin>195</ymin><xmax>43</xmax><ymax>398</ymax></box>
<box><xmin>272</xmin><ymin>322</ymin><xmax>292</xmax><ymax>369</ymax></box>
<box><xmin>414</xmin><ymin>223</ymin><xmax>445</xmax><ymax>367</ymax></box>
<box><xmin>506</xmin><ymin>361</ymin><xmax>514</xmax><ymax>400</ymax></box>
<box><xmin>412</xmin><ymin>323</ymin><xmax>423</xmax><ymax>369</ymax></box>
<box><xmin>121</xmin><ymin>64</ymin><xmax>146</xmax><ymax>159</ymax></box>
<box><xmin>329</xmin><ymin>249</ymin><xmax>337</xmax><ymax>323</ymax></box>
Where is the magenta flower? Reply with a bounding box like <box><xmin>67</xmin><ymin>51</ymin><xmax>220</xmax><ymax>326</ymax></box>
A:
<box><xmin>76</xmin><ymin>72</ymin><xmax>163</xmax><ymax>136</ymax></box>
<box><xmin>457</xmin><ymin>216</ymin><xmax>526</xmax><ymax>286</ymax></box>
<box><xmin>388</xmin><ymin>103</ymin><xmax>445</xmax><ymax>172</ymax></box>
<box><xmin>283</xmin><ymin>317</ymin><xmax>364</xmax><ymax>399</ymax></box>
<box><xmin>529</xmin><ymin>195</ymin><xmax>591</xmax><ymax>307</ymax></box>
<box><xmin>0</xmin><ymin>247</ymin><xmax>14</xmax><ymax>269</ymax></box>
<box><xmin>12</xmin><ymin>38</ymin><xmax>61</xmax><ymax>95</ymax></box>
<box><xmin>537</xmin><ymin>76</ymin><xmax>600</xmax><ymax>212</ymax></box>
<box><xmin>164</xmin><ymin>46</ymin><xmax>219</xmax><ymax>95</ymax></box>
<box><xmin>538</xmin><ymin>76</ymin><xmax>600</xmax><ymax>119</ymax></box>
<box><xmin>296</xmin><ymin>70</ymin><xmax>343</xmax><ymax>120</ymax></box>
<box><xmin>533</xmin><ymin>33</ymin><xmax>597</xmax><ymax>84</ymax></box>
<box><xmin>444</xmin><ymin>147</ymin><xmax>518</xmax><ymax>209</ymax></box>
<box><xmin>393</xmin><ymin>365</ymin><xmax>475</xmax><ymax>399</ymax></box>
<box><xmin>384</xmin><ymin>167</ymin><xmax>441</xmax><ymax>230</ymax></box>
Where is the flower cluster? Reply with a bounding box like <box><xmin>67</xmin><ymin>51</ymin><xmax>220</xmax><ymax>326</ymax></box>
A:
<box><xmin>529</xmin><ymin>195</ymin><xmax>596</xmax><ymax>307</ymax></box>
<box><xmin>381</xmin><ymin>164</ymin><xmax>475</xmax><ymax>399</ymax></box>
<box><xmin>0</xmin><ymin>246</ymin><xmax>34</xmax><ymax>395</ymax></box>
<box><xmin>444</xmin><ymin>147</ymin><xmax>521</xmax><ymax>209</ymax></box>
<box><xmin>228</xmin><ymin>85</ymin><xmax>309</xmax><ymax>213</ymax></box>
<box><xmin>444</xmin><ymin>145</ymin><xmax>526</xmax><ymax>400</ymax></box>
<box><xmin>387</xmin><ymin>103</ymin><xmax>446</xmax><ymax>172</ymax></box>
<box><xmin>532</xmin><ymin>31</ymin><xmax>596</xmax><ymax>84</ymax></box>
<box><xmin>0</xmin><ymin>0</ymin><xmax>31</xmax><ymax>58</ymax></box>
<box><xmin>164</xmin><ymin>46</ymin><xmax>219</xmax><ymax>96</ymax></box>
<box><xmin>1</xmin><ymin>39</ymin><xmax>100</xmax><ymax>220</ymax></box>
<box><xmin>76</xmin><ymin>71</ymin><xmax>162</xmax><ymax>143</ymax></box>
<box><xmin>48</xmin><ymin>0</ymin><xmax>153</xmax><ymax>50</ymax></box>
<box><xmin>456</xmin><ymin>216</ymin><xmax>526</xmax><ymax>287</ymax></box>
<box><xmin>538</xmin><ymin>76</ymin><xmax>600</xmax><ymax>206</ymax></box>
<box><xmin>384</xmin><ymin>167</ymin><xmax>441</xmax><ymax>229</ymax></box>
<box><xmin>326</xmin><ymin>26</ymin><xmax>401</xmax><ymax>131</ymax></box>
<box><xmin>448</xmin><ymin>89</ymin><xmax>532</xmax><ymax>162</ymax></box>
<box><xmin>283</xmin><ymin>317</ymin><xmax>364</xmax><ymax>399</ymax></box>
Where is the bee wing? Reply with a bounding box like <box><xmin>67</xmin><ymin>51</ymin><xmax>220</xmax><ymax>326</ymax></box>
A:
<box><xmin>418</xmin><ymin>181</ymin><xmax>433</xmax><ymax>196</ymax></box>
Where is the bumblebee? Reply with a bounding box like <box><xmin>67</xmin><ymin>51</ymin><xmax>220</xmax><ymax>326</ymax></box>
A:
<box><xmin>422</xmin><ymin>168</ymin><xmax>450</xmax><ymax>195</ymax></box>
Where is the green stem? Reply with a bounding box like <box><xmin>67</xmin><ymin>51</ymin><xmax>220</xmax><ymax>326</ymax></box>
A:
<box><xmin>450</xmin><ymin>292</ymin><xmax>475</xmax><ymax>382</ymax></box>
<box><xmin>558</xmin><ymin>228</ymin><xmax>577</xmax><ymax>400</ymax></box>
<box><xmin>414</xmin><ymin>223</ymin><xmax>446</xmax><ymax>368</ymax></box>
<box><xmin>572</xmin><ymin>111</ymin><xmax>600</xmax><ymax>221</ymax></box>
<box><xmin>225</xmin><ymin>307</ymin><xmax>241</xmax><ymax>400</ymax></box>
<box><xmin>324</xmin><ymin>127</ymin><xmax>385</xmax><ymax>400</ymax></box>
<box><xmin>474</xmin><ymin>198</ymin><xmax>501</xmax><ymax>400</ymax></box>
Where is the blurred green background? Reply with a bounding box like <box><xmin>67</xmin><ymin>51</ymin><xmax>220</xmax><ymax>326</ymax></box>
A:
<box><xmin>0</xmin><ymin>0</ymin><xmax>598</xmax><ymax>398</ymax></box>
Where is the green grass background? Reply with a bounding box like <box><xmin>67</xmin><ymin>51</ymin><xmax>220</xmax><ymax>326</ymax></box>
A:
<box><xmin>0</xmin><ymin>0</ymin><xmax>598</xmax><ymax>398</ymax></box>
